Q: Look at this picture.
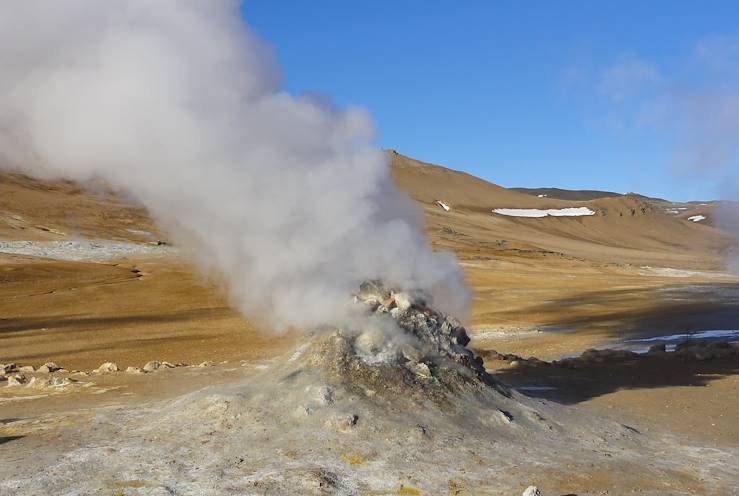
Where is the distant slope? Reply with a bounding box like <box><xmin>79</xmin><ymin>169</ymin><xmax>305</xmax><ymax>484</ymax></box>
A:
<box><xmin>390</xmin><ymin>150</ymin><xmax>657</xmax><ymax>216</ymax></box>
<box><xmin>512</xmin><ymin>187</ymin><xmax>669</xmax><ymax>203</ymax></box>
<box><xmin>0</xmin><ymin>170</ymin><xmax>158</xmax><ymax>241</ymax></box>
<box><xmin>389</xmin><ymin>150</ymin><xmax>733</xmax><ymax>270</ymax></box>
<box><xmin>0</xmin><ymin>152</ymin><xmax>733</xmax><ymax>270</ymax></box>
<box><xmin>511</xmin><ymin>187</ymin><xmax>622</xmax><ymax>201</ymax></box>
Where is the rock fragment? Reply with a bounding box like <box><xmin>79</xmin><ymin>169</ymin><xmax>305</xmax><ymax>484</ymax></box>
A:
<box><xmin>357</xmin><ymin>280</ymin><xmax>389</xmax><ymax>304</ymax></box>
<box><xmin>143</xmin><ymin>361</ymin><xmax>162</xmax><ymax>372</ymax></box>
<box><xmin>496</xmin><ymin>409</ymin><xmax>513</xmax><ymax>424</ymax></box>
<box><xmin>400</xmin><ymin>344</ymin><xmax>423</xmax><ymax>363</ymax></box>
<box><xmin>94</xmin><ymin>362</ymin><xmax>119</xmax><ymax>374</ymax></box>
<box><xmin>37</xmin><ymin>362</ymin><xmax>61</xmax><ymax>373</ymax></box>
<box><xmin>26</xmin><ymin>377</ymin><xmax>49</xmax><ymax>388</ymax></box>
<box><xmin>1</xmin><ymin>363</ymin><xmax>18</xmax><ymax>374</ymax></box>
<box><xmin>305</xmin><ymin>385</ymin><xmax>334</xmax><ymax>406</ymax></box>
<box><xmin>126</xmin><ymin>366</ymin><xmax>146</xmax><ymax>374</ymax></box>
<box><xmin>324</xmin><ymin>414</ymin><xmax>359</xmax><ymax>433</ymax></box>
<box><xmin>392</xmin><ymin>292</ymin><xmax>413</xmax><ymax>313</ymax></box>
<box><xmin>522</xmin><ymin>486</ymin><xmax>540</xmax><ymax>496</ymax></box>
<box><xmin>407</xmin><ymin>361</ymin><xmax>432</xmax><ymax>379</ymax></box>
<box><xmin>7</xmin><ymin>374</ymin><xmax>27</xmax><ymax>387</ymax></box>
<box><xmin>198</xmin><ymin>360</ymin><xmax>215</xmax><ymax>368</ymax></box>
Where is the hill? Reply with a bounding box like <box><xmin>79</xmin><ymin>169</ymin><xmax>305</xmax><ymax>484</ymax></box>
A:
<box><xmin>511</xmin><ymin>186</ymin><xmax>623</xmax><ymax>201</ymax></box>
<box><xmin>389</xmin><ymin>150</ymin><xmax>732</xmax><ymax>270</ymax></box>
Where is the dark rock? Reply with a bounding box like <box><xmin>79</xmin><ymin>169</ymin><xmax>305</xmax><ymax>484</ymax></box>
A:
<box><xmin>647</xmin><ymin>344</ymin><xmax>666</xmax><ymax>354</ymax></box>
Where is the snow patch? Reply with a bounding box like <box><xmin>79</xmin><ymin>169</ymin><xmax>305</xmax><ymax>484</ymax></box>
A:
<box><xmin>126</xmin><ymin>228</ymin><xmax>155</xmax><ymax>238</ymax></box>
<box><xmin>625</xmin><ymin>329</ymin><xmax>739</xmax><ymax>344</ymax></box>
<box><xmin>492</xmin><ymin>207</ymin><xmax>595</xmax><ymax>218</ymax></box>
<box><xmin>639</xmin><ymin>266</ymin><xmax>730</xmax><ymax>278</ymax></box>
<box><xmin>688</xmin><ymin>215</ymin><xmax>706</xmax><ymax>222</ymax></box>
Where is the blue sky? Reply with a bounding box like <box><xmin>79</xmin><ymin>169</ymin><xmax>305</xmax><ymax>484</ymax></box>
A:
<box><xmin>242</xmin><ymin>1</ymin><xmax>739</xmax><ymax>201</ymax></box>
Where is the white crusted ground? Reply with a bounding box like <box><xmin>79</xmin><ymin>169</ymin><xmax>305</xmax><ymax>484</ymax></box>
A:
<box><xmin>0</xmin><ymin>240</ymin><xmax>172</xmax><ymax>262</ymax></box>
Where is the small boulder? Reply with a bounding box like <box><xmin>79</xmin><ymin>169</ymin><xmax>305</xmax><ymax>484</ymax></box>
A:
<box><xmin>407</xmin><ymin>361</ymin><xmax>432</xmax><ymax>379</ymax></box>
<box><xmin>1</xmin><ymin>363</ymin><xmax>18</xmax><ymax>374</ymax></box>
<box><xmin>7</xmin><ymin>374</ymin><xmax>27</xmax><ymax>387</ymax></box>
<box><xmin>37</xmin><ymin>362</ymin><xmax>61</xmax><ymax>374</ymax></box>
<box><xmin>522</xmin><ymin>486</ymin><xmax>540</xmax><ymax>496</ymax></box>
<box><xmin>400</xmin><ymin>344</ymin><xmax>424</xmax><ymax>363</ymax></box>
<box><xmin>305</xmin><ymin>385</ymin><xmax>334</xmax><ymax>406</ymax></box>
<box><xmin>198</xmin><ymin>360</ymin><xmax>215</xmax><ymax>368</ymax></box>
<box><xmin>647</xmin><ymin>344</ymin><xmax>666</xmax><ymax>354</ymax></box>
<box><xmin>581</xmin><ymin>348</ymin><xmax>600</xmax><ymax>359</ymax></box>
<box><xmin>496</xmin><ymin>409</ymin><xmax>513</xmax><ymax>424</ymax></box>
<box><xmin>126</xmin><ymin>366</ymin><xmax>146</xmax><ymax>374</ymax></box>
<box><xmin>324</xmin><ymin>413</ymin><xmax>359</xmax><ymax>433</ymax></box>
<box><xmin>292</xmin><ymin>405</ymin><xmax>311</xmax><ymax>418</ymax></box>
<box><xmin>526</xmin><ymin>357</ymin><xmax>548</xmax><ymax>367</ymax></box>
<box><xmin>358</xmin><ymin>280</ymin><xmax>389</xmax><ymax>304</ymax></box>
<box><xmin>393</xmin><ymin>292</ymin><xmax>413</xmax><ymax>313</ymax></box>
<box><xmin>26</xmin><ymin>377</ymin><xmax>51</xmax><ymax>388</ymax></box>
<box><xmin>94</xmin><ymin>362</ymin><xmax>119</xmax><ymax>374</ymax></box>
<box><xmin>613</xmin><ymin>349</ymin><xmax>639</xmax><ymax>359</ymax></box>
<box><xmin>143</xmin><ymin>361</ymin><xmax>161</xmax><ymax>372</ymax></box>
<box><xmin>160</xmin><ymin>361</ymin><xmax>176</xmax><ymax>368</ymax></box>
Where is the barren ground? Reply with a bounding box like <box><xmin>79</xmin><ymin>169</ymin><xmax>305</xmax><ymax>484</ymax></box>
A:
<box><xmin>1</xmin><ymin>156</ymin><xmax>738</xmax><ymax>494</ymax></box>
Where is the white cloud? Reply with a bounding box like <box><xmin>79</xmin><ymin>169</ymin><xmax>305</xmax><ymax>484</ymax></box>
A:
<box><xmin>599</xmin><ymin>53</ymin><xmax>661</xmax><ymax>101</ymax></box>
<box><xmin>695</xmin><ymin>34</ymin><xmax>739</xmax><ymax>73</ymax></box>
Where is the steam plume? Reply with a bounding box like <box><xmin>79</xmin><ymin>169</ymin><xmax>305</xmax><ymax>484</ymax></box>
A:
<box><xmin>0</xmin><ymin>1</ymin><xmax>469</xmax><ymax>330</ymax></box>
<box><xmin>606</xmin><ymin>38</ymin><xmax>739</xmax><ymax>272</ymax></box>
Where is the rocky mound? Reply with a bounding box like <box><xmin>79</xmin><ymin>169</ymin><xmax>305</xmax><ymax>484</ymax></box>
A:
<box><xmin>313</xmin><ymin>281</ymin><xmax>512</xmax><ymax>403</ymax></box>
<box><xmin>2</xmin><ymin>283</ymin><xmax>735</xmax><ymax>495</ymax></box>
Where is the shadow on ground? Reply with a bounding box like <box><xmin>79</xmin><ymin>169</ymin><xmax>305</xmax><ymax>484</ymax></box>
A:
<box><xmin>0</xmin><ymin>307</ymin><xmax>236</xmax><ymax>336</ymax></box>
<box><xmin>494</xmin><ymin>282</ymin><xmax>739</xmax><ymax>342</ymax></box>
<box><xmin>486</xmin><ymin>351</ymin><xmax>739</xmax><ymax>404</ymax></box>
<box><xmin>0</xmin><ymin>436</ymin><xmax>24</xmax><ymax>446</ymax></box>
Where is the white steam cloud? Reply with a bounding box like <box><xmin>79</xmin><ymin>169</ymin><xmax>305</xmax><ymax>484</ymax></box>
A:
<box><xmin>716</xmin><ymin>200</ymin><xmax>739</xmax><ymax>273</ymax></box>
<box><xmin>0</xmin><ymin>1</ymin><xmax>469</xmax><ymax>330</ymax></box>
<box><xmin>600</xmin><ymin>38</ymin><xmax>739</xmax><ymax>272</ymax></box>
